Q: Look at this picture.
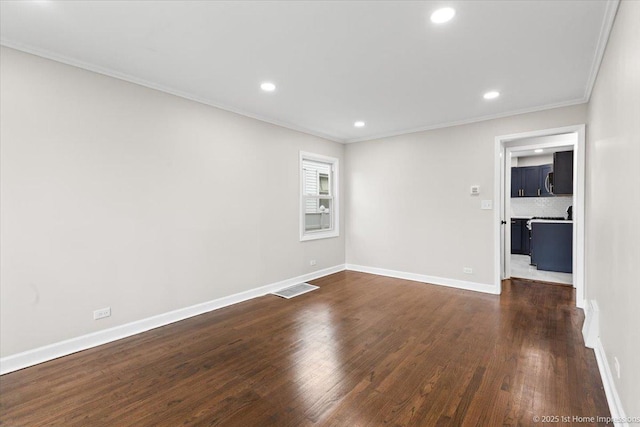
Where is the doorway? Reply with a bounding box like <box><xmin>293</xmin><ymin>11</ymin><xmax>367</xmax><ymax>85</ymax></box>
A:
<box><xmin>493</xmin><ymin>125</ymin><xmax>586</xmax><ymax>308</ymax></box>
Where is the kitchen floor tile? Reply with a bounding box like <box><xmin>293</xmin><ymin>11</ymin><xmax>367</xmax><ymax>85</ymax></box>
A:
<box><xmin>510</xmin><ymin>254</ymin><xmax>573</xmax><ymax>285</ymax></box>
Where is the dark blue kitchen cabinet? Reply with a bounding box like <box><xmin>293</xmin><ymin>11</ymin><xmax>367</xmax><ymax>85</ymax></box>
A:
<box><xmin>539</xmin><ymin>164</ymin><xmax>553</xmax><ymax>197</ymax></box>
<box><xmin>511</xmin><ymin>219</ymin><xmax>530</xmax><ymax>255</ymax></box>
<box><xmin>530</xmin><ymin>222</ymin><xmax>572</xmax><ymax>273</ymax></box>
<box><xmin>511</xmin><ymin>220</ymin><xmax>523</xmax><ymax>253</ymax></box>
<box><xmin>552</xmin><ymin>151</ymin><xmax>573</xmax><ymax>195</ymax></box>
<box><xmin>523</xmin><ymin>167</ymin><xmax>540</xmax><ymax>197</ymax></box>
<box><xmin>511</xmin><ymin>167</ymin><xmax>538</xmax><ymax>197</ymax></box>
<box><xmin>511</xmin><ymin>164</ymin><xmax>554</xmax><ymax>198</ymax></box>
<box><xmin>511</xmin><ymin>168</ymin><xmax>523</xmax><ymax>197</ymax></box>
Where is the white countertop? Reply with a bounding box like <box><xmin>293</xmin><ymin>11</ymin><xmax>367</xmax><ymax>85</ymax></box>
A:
<box><xmin>529</xmin><ymin>219</ymin><xmax>573</xmax><ymax>224</ymax></box>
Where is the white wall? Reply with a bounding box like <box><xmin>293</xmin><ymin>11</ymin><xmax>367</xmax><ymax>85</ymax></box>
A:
<box><xmin>3</xmin><ymin>8</ymin><xmax>637</xmax><ymax>415</ymax></box>
<box><xmin>586</xmin><ymin>0</ymin><xmax>640</xmax><ymax>417</ymax></box>
<box><xmin>345</xmin><ymin>104</ymin><xmax>587</xmax><ymax>287</ymax></box>
<box><xmin>0</xmin><ymin>47</ymin><xmax>345</xmax><ymax>357</ymax></box>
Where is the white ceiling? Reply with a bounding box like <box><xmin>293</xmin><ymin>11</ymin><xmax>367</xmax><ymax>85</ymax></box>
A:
<box><xmin>509</xmin><ymin>133</ymin><xmax>576</xmax><ymax>158</ymax></box>
<box><xmin>0</xmin><ymin>1</ymin><xmax>618</xmax><ymax>143</ymax></box>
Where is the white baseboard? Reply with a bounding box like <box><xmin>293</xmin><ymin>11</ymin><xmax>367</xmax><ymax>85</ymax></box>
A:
<box><xmin>584</xmin><ymin>298</ymin><xmax>628</xmax><ymax>427</ymax></box>
<box><xmin>5</xmin><ymin>265</ymin><xmax>625</xmax><ymax>427</ymax></box>
<box><xmin>345</xmin><ymin>264</ymin><xmax>499</xmax><ymax>295</ymax></box>
<box><xmin>593</xmin><ymin>337</ymin><xmax>628</xmax><ymax>427</ymax></box>
<box><xmin>583</xmin><ymin>299</ymin><xmax>629</xmax><ymax>426</ymax></box>
<box><xmin>0</xmin><ymin>264</ymin><xmax>346</xmax><ymax>375</ymax></box>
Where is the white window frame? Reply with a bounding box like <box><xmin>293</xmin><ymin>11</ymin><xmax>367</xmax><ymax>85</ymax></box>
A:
<box><xmin>300</xmin><ymin>151</ymin><xmax>339</xmax><ymax>241</ymax></box>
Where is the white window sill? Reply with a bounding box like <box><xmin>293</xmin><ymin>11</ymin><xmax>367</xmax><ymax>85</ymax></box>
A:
<box><xmin>300</xmin><ymin>230</ymin><xmax>339</xmax><ymax>242</ymax></box>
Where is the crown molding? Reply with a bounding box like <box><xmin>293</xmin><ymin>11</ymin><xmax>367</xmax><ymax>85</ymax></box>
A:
<box><xmin>0</xmin><ymin>40</ymin><xmax>344</xmax><ymax>143</ymax></box>
<box><xmin>3</xmin><ymin>0</ymin><xmax>618</xmax><ymax>149</ymax></box>
<box><xmin>344</xmin><ymin>98</ymin><xmax>588</xmax><ymax>144</ymax></box>
<box><xmin>583</xmin><ymin>0</ymin><xmax>620</xmax><ymax>102</ymax></box>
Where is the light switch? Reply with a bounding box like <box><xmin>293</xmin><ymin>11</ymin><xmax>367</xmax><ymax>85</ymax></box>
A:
<box><xmin>481</xmin><ymin>200</ymin><xmax>492</xmax><ymax>210</ymax></box>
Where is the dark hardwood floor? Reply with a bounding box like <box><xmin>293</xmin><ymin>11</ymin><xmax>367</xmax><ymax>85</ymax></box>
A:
<box><xmin>0</xmin><ymin>272</ymin><xmax>610</xmax><ymax>426</ymax></box>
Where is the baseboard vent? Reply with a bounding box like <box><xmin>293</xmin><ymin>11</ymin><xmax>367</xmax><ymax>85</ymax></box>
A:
<box><xmin>1</xmin><ymin>264</ymin><xmax>345</xmax><ymax>375</ymax></box>
<box><xmin>272</xmin><ymin>283</ymin><xmax>319</xmax><ymax>299</ymax></box>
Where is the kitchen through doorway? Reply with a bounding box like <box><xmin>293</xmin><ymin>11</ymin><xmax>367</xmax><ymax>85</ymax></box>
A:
<box><xmin>494</xmin><ymin>125</ymin><xmax>586</xmax><ymax>307</ymax></box>
<box><xmin>510</xmin><ymin>138</ymin><xmax>574</xmax><ymax>285</ymax></box>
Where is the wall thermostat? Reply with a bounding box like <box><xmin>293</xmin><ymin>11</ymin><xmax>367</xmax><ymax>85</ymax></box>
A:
<box><xmin>470</xmin><ymin>185</ymin><xmax>480</xmax><ymax>195</ymax></box>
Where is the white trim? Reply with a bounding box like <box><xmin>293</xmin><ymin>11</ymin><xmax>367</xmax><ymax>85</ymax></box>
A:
<box><xmin>593</xmin><ymin>337</ymin><xmax>629</xmax><ymax>427</ymax></box>
<box><xmin>494</xmin><ymin>125</ymin><xmax>586</xmax><ymax>309</ymax></box>
<box><xmin>345</xmin><ymin>264</ymin><xmax>499</xmax><ymax>295</ymax></box>
<box><xmin>573</xmin><ymin>127</ymin><xmax>586</xmax><ymax>309</ymax></box>
<box><xmin>495</xmin><ymin>138</ymin><xmax>506</xmax><ymax>283</ymax></box>
<box><xmin>0</xmin><ymin>40</ymin><xmax>342</xmax><ymax>143</ymax></box>
<box><xmin>346</xmin><ymin>0</ymin><xmax>618</xmax><ymax>145</ymax></box>
<box><xmin>584</xmin><ymin>0</ymin><xmax>620</xmax><ymax>101</ymax></box>
<box><xmin>300</xmin><ymin>151</ymin><xmax>340</xmax><ymax>241</ymax></box>
<box><xmin>345</xmin><ymin>99</ymin><xmax>588</xmax><ymax>144</ymax></box>
<box><xmin>3</xmin><ymin>19</ymin><xmax>618</xmax><ymax>147</ymax></box>
<box><xmin>582</xmin><ymin>299</ymin><xmax>628</xmax><ymax>426</ymax></box>
<box><xmin>0</xmin><ymin>264</ymin><xmax>346</xmax><ymax>375</ymax></box>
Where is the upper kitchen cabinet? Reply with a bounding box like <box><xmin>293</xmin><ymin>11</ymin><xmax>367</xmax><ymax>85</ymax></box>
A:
<box><xmin>551</xmin><ymin>151</ymin><xmax>574</xmax><ymax>195</ymax></box>
<box><xmin>522</xmin><ymin>167</ymin><xmax>540</xmax><ymax>197</ymax></box>
<box><xmin>511</xmin><ymin>168</ymin><xmax>523</xmax><ymax>197</ymax></box>
<box><xmin>512</xmin><ymin>167</ymin><xmax>535</xmax><ymax>197</ymax></box>
<box><xmin>511</xmin><ymin>164</ymin><xmax>554</xmax><ymax>198</ymax></box>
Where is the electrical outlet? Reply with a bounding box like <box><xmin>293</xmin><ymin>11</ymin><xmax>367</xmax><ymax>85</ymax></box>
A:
<box><xmin>614</xmin><ymin>357</ymin><xmax>621</xmax><ymax>379</ymax></box>
<box><xmin>463</xmin><ymin>267</ymin><xmax>473</xmax><ymax>274</ymax></box>
<box><xmin>93</xmin><ymin>307</ymin><xmax>111</xmax><ymax>320</ymax></box>
<box><xmin>309</xmin><ymin>259</ymin><xmax>317</xmax><ymax>266</ymax></box>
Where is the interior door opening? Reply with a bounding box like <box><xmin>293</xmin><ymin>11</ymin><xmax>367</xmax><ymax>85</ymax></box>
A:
<box><xmin>494</xmin><ymin>125</ymin><xmax>586</xmax><ymax>308</ymax></box>
<box><xmin>510</xmin><ymin>137</ymin><xmax>575</xmax><ymax>285</ymax></box>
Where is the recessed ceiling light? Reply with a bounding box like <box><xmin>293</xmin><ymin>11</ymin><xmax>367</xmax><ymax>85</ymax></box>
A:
<box><xmin>260</xmin><ymin>82</ymin><xmax>276</xmax><ymax>92</ymax></box>
<box><xmin>354</xmin><ymin>121</ymin><xmax>365</xmax><ymax>128</ymax></box>
<box><xmin>430</xmin><ymin>7</ymin><xmax>456</xmax><ymax>24</ymax></box>
<box><xmin>483</xmin><ymin>91</ymin><xmax>500</xmax><ymax>100</ymax></box>
<box><xmin>535</xmin><ymin>149</ymin><xmax>544</xmax><ymax>153</ymax></box>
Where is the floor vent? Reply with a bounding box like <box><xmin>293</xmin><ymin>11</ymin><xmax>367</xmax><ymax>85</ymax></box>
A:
<box><xmin>271</xmin><ymin>283</ymin><xmax>319</xmax><ymax>299</ymax></box>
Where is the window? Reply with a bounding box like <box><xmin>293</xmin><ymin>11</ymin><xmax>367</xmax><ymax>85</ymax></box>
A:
<box><xmin>300</xmin><ymin>152</ymin><xmax>339</xmax><ymax>241</ymax></box>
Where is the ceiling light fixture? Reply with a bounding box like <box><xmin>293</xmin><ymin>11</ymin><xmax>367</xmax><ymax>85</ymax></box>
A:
<box><xmin>260</xmin><ymin>82</ymin><xmax>276</xmax><ymax>92</ymax></box>
<box><xmin>483</xmin><ymin>91</ymin><xmax>500</xmax><ymax>100</ymax></box>
<box><xmin>535</xmin><ymin>149</ymin><xmax>544</xmax><ymax>153</ymax></box>
<box><xmin>430</xmin><ymin>7</ymin><xmax>456</xmax><ymax>24</ymax></box>
<box><xmin>354</xmin><ymin>121</ymin><xmax>365</xmax><ymax>128</ymax></box>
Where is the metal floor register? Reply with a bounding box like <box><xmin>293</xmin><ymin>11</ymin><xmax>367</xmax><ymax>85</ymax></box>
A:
<box><xmin>271</xmin><ymin>283</ymin><xmax>319</xmax><ymax>299</ymax></box>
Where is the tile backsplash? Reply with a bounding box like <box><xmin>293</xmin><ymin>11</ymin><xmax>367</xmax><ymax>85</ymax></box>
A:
<box><xmin>511</xmin><ymin>196</ymin><xmax>573</xmax><ymax>218</ymax></box>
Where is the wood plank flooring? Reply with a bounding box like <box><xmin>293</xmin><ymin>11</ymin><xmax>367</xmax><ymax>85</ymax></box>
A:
<box><xmin>0</xmin><ymin>272</ymin><xmax>610</xmax><ymax>426</ymax></box>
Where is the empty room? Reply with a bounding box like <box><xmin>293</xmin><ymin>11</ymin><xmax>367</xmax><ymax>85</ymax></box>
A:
<box><xmin>1</xmin><ymin>1</ymin><xmax>638</xmax><ymax>426</ymax></box>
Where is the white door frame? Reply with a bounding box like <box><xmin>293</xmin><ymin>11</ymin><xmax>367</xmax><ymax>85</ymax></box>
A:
<box><xmin>493</xmin><ymin>124</ymin><xmax>586</xmax><ymax>309</ymax></box>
